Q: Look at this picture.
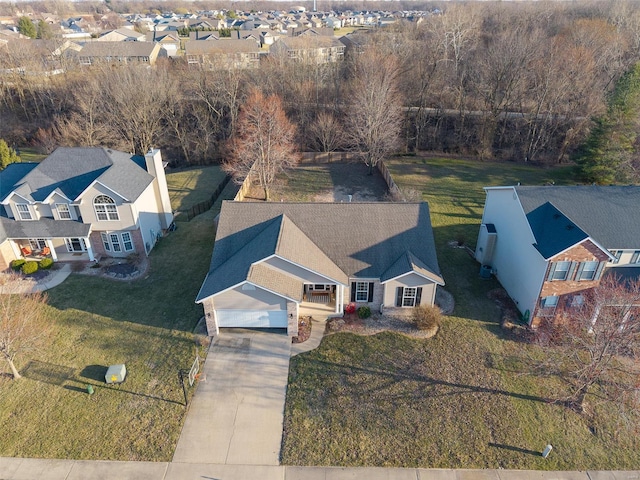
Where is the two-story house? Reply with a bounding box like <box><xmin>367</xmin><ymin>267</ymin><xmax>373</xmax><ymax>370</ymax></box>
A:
<box><xmin>268</xmin><ymin>35</ymin><xmax>345</xmax><ymax>63</ymax></box>
<box><xmin>0</xmin><ymin>147</ymin><xmax>173</xmax><ymax>270</ymax></box>
<box><xmin>185</xmin><ymin>38</ymin><xmax>262</xmax><ymax>69</ymax></box>
<box><xmin>476</xmin><ymin>186</ymin><xmax>640</xmax><ymax>327</ymax></box>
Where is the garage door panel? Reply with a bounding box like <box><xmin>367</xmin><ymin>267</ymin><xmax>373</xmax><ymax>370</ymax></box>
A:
<box><xmin>216</xmin><ymin>309</ymin><xmax>288</xmax><ymax>328</ymax></box>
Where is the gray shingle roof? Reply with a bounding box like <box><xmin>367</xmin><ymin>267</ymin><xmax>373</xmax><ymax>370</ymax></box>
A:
<box><xmin>185</xmin><ymin>38</ymin><xmax>260</xmax><ymax>55</ymax></box>
<box><xmin>1</xmin><ymin>147</ymin><xmax>154</xmax><ymax>203</ymax></box>
<box><xmin>0</xmin><ymin>215</ymin><xmax>90</xmax><ymax>239</ymax></box>
<box><xmin>515</xmin><ymin>186</ymin><xmax>640</xmax><ymax>250</ymax></box>
<box><xmin>78</xmin><ymin>41</ymin><xmax>159</xmax><ymax>58</ymax></box>
<box><xmin>381</xmin><ymin>250</ymin><xmax>444</xmax><ymax>284</ymax></box>
<box><xmin>197</xmin><ymin>201</ymin><xmax>442</xmax><ymax>302</ymax></box>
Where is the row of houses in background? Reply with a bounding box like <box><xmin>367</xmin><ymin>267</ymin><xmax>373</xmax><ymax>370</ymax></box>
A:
<box><xmin>0</xmin><ymin>26</ymin><xmax>370</xmax><ymax>69</ymax></box>
<box><xmin>0</xmin><ymin>8</ymin><xmax>429</xmax><ymax>40</ymax></box>
<box><xmin>0</xmin><ymin>7</ymin><xmax>432</xmax><ymax>69</ymax></box>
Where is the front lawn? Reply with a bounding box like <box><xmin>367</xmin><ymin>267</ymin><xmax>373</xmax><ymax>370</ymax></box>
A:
<box><xmin>0</xmin><ymin>171</ymin><xmax>236</xmax><ymax>461</ymax></box>
<box><xmin>281</xmin><ymin>156</ymin><xmax>640</xmax><ymax>469</ymax></box>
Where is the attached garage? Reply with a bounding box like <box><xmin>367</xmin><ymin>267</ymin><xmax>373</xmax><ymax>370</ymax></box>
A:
<box><xmin>215</xmin><ymin>309</ymin><xmax>288</xmax><ymax>328</ymax></box>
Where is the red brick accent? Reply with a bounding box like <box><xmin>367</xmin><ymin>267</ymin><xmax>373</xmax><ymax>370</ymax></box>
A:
<box><xmin>90</xmin><ymin>231</ymin><xmax>107</xmax><ymax>259</ymax></box>
<box><xmin>130</xmin><ymin>229</ymin><xmax>146</xmax><ymax>256</ymax></box>
<box><xmin>90</xmin><ymin>229</ymin><xmax>145</xmax><ymax>259</ymax></box>
<box><xmin>532</xmin><ymin>240</ymin><xmax>609</xmax><ymax>326</ymax></box>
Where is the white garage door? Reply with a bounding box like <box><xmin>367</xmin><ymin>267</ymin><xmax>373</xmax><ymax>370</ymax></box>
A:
<box><xmin>215</xmin><ymin>309</ymin><xmax>288</xmax><ymax>328</ymax></box>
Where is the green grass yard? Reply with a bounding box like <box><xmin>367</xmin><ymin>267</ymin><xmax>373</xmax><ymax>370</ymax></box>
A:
<box><xmin>166</xmin><ymin>165</ymin><xmax>228</xmax><ymax>212</ymax></box>
<box><xmin>280</xmin><ymin>156</ymin><xmax>640</xmax><ymax>469</ymax></box>
<box><xmin>0</xmin><ymin>169</ymin><xmax>236</xmax><ymax>461</ymax></box>
<box><xmin>16</xmin><ymin>147</ymin><xmax>47</xmax><ymax>163</ymax></box>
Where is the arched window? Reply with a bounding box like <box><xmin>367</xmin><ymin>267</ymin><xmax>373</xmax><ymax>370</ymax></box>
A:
<box><xmin>94</xmin><ymin>195</ymin><xmax>119</xmax><ymax>221</ymax></box>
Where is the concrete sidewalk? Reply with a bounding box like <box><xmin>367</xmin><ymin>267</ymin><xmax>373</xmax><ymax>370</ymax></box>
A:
<box><xmin>1</xmin><ymin>457</ymin><xmax>639</xmax><ymax>480</ymax></box>
<box><xmin>1</xmin><ymin>263</ymin><xmax>72</xmax><ymax>294</ymax></box>
<box><xmin>291</xmin><ymin>318</ymin><xmax>326</xmax><ymax>356</ymax></box>
<box><xmin>172</xmin><ymin>329</ymin><xmax>291</xmax><ymax>465</ymax></box>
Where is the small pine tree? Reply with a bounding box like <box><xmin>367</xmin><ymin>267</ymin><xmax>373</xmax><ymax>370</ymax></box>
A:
<box><xmin>17</xmin><ymin>16</ymin><xmax>37</xmax><ymax>38</ymax></box>
<box><xmin>0</xmin><ymin>140</ymin><xmax>21</xmax><ymax>170</ymax></box>
<box><xmin>575</xmin><ymin>62</ymin><xmax>640</xmax><ymax>184</ymax></box>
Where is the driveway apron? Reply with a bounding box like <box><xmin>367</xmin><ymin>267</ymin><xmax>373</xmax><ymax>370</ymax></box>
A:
<box><xmin>172</xmin><ymin>329</ymin><xmax>291</xmax><ymax>465</ymax></box>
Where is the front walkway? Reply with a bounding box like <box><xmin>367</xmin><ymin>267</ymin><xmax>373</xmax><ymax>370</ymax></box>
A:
<box><xmin>0</xmin><ymin>264</ymin><xmax>72</xmax><ymax>294</ymax></box>
<box><xmin>172</xmin><ymin>329</ymin><xmax>291</xmax><ymax>465</ymax></box>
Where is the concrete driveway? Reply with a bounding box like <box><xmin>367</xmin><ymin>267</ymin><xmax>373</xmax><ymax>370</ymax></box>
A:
<box><xmin>172</xmin><ymin>329</ymin><xmax>291</xmax><ymax>465</ymax></box>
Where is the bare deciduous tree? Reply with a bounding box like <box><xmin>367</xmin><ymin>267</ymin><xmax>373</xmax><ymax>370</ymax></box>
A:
<box><xmin>0</xmin><ymin>285</ymin><xmax>52</xmax><ymax>380</ymax></box>
<box><xmin>345</xmin><ymin>50</ymin><xmax>403</xmax><ymax>175</ymax></box>
<box><xmin>99</xmin><ymin>65</ymin><xmax>177</xmax><ymax>155</ymax></box>
<box><xmin>535</xmin><ymin>276</ymin><xmax>640</xmax><ymax>413</ymax></box>
<box><xmin>308</xmin><ymin>111</ymin><xmax>345</xmax><ymax>152</ymax></box>
<box><xmin>223</xmin><ymin>88</ymin><xmax>299</xmax><ymax>201</ymax></box>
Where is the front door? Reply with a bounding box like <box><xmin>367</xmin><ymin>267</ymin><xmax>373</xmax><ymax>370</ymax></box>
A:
<box><xmin>65</xmin><ymin>237</ymin><xmax>86</xmax><ymax>252</ymax></box>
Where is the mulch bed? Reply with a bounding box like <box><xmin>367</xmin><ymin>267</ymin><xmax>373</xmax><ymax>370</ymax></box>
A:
<box><xmin>292</xmin><ymin>316</ymin><xmax>312</xmax><ymax>343</ymax></box>
<box><xmin>326</xmin><ymin>312</ymin><xmax>439</xmax><ymax>339</ymax></box>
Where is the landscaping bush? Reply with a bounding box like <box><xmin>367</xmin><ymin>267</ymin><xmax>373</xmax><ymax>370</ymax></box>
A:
<box><xmin>357</xmin><ymin>306</ymin><xmax>371</xmax><ymax>319</ymax></box>
<box><xmin>38</xmin><ymin>257</ymin><xmax>54</xmax><ymax>269</ymax></box>
<box><xmin>411</xmin><ymin>305</ymin><xmax>442</xmax><ymax>331</ymax></box>
<box><xmin>11</xmin><ymin>259</ymin><xmax>26</xmax><ymax>271</ymax></box>
<box><xmin>21</xmin><ymin>261</ymin><xmax>39</xmax><ymax>275</ymax></box>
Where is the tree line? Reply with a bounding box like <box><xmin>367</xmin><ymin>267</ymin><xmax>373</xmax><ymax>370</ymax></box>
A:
<box><xmin>3</xmin><ymin>1</ymin><xmax>640</xmax><ymax>172</ymax></box>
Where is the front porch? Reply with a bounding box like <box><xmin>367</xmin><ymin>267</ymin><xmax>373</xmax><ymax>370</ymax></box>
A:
<box><xmin>12</xmin><ymin>237</ymin><xmax>95</xmax><ymax>263</ymax></box>
<box><xmin>299</xmin><ymin>299</ymin><xmax>340</xmax><ymax>320</ymax></box>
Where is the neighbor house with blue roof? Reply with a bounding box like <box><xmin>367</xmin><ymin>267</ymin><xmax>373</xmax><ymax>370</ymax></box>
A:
<box><xmin>0</xmin><ymin>147</ymin><xmax>173</xmax><ymax>270</ymax></box>
<box><xmin>196</xmin><ymin>201</ymin><xmax>444</xmax><ymax>336</ymax></box>
<box><xmin>475</xmin><ymin>185</ymin><xmax>640</xmax><ymax>327</ymax></box>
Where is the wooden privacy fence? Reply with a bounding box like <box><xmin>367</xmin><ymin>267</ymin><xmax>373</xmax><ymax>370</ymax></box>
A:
<box><xmin>177</xmin><ymin>175</ymin><xmax>231</xmax><ymax>222</ymax></box>
<box><xmin>233</xmin><ymin>152</ymin><xmax>403</xmax><ymax>201</ymax></box>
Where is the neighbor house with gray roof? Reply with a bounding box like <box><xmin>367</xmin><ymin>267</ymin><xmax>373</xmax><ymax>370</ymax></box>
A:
<box><xmin>476</xmin><ymin>186</ymin><xmax>640</xmax><ymax>327</ymax></box>
<box><xmin>196</xmin><ymin>201</ymin><xmax>444</xmax><ymax>336</ymax></box>
<box><xmin>0</xmin><ymin>147</ymin><xmax>173</xmax><ymax>270</ymax></box>
<box><xmin>74</xmin><ymin>41</ymin><xmax>163</xmax><ymax>65</ymax></box>
<box><xmin>185</xmin><ymin>38</ymin><xmax>262</xmax><ymax>69</ymax></box>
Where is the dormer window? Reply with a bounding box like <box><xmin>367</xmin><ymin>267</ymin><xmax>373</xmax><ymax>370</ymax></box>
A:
<box><xmin>16</xmin><ymin>204</ymin><xmax>32</xmax><ymax>220</ymax></box>
<box><xmin>94</xmin><ymin>195</ymin><xmax>119</xmax><ymax>221</ymax></box>
<box><xmin>56</xmin><ymin>203</ymin><xmax>71</xmax><ymax>220</ymax></box>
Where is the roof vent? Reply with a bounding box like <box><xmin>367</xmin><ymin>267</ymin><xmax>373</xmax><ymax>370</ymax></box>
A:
<box><xmin>552</xmin><ymin>213</ymin><xmax>561</xmax><ymax>219</ymax></box>
<box><xmin>566</xmin><ymin>225</ymin><xmax>574</xmax><ymax>230</ymax></box>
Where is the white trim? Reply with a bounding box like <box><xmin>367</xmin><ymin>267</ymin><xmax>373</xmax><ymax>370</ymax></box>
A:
<box><xmin>15</xmin><ymin>203</ymin><xmax>33</xmax><ymax>220</ymax></box>
<box><xmin>381</xmin><ymin>270</ymin><xmax>444</xmax><ymax>286</ymax></box>
<box><xmin>265</xmin><ymin>254</ymin><xmax>347</xmax><ymax>285</ymax></box>
<box><xmin>55</xmin><ymin>203</ymin><xmax>72</xmax><ymax>220</ymax></box>
<box><xmin>43</xmin><ymin>189</ymin><xmax>72</xmax><ymax>203</ymax></box>
<box><xmin>547</xmin><ymin>237</ymin><xmax>614</xmax><ymax>262</ymax></box>
<box><xmin>75</xmin><ymin>180</ymin><xmax>129</xmax><ymax>203</ymax></box>
<box><xmin>1</xmin><ymin>192</ymin><xmax>32</xmax><ymax>205</ymax></box>
<box><xmin>196</xmin><ymin>280</ymin><xmax>298</xmax><ymax>304</ymax></box>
